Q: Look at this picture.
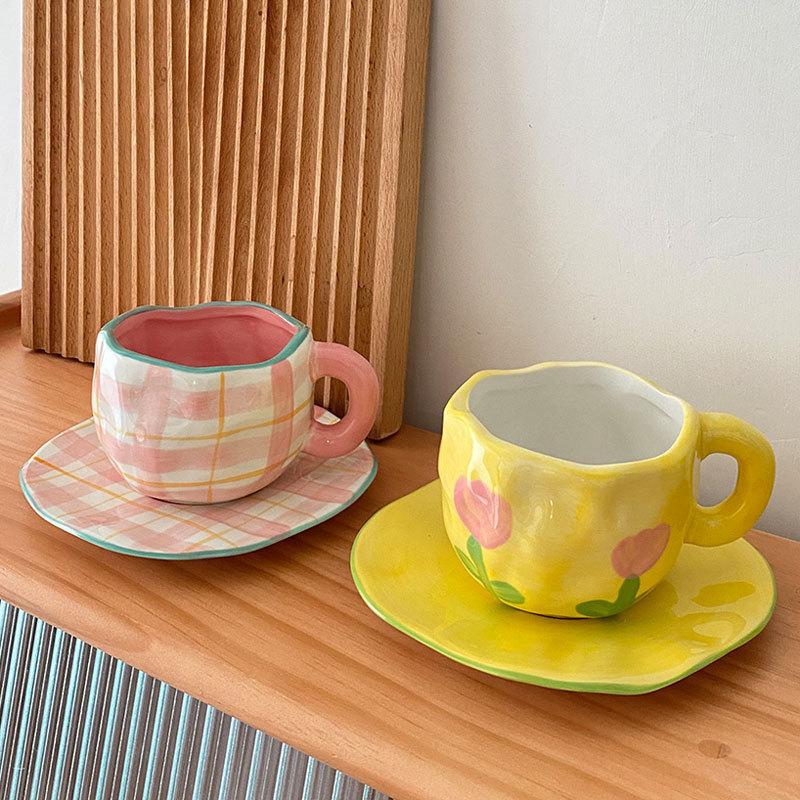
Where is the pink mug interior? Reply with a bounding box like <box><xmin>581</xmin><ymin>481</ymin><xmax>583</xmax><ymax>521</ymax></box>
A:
<box><xmin>111</xmin><ymin>304</ymin><xmax>299</xmax><ymax>368</ymax></box>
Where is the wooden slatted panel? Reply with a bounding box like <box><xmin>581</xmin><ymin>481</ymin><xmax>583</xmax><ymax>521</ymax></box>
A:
<box><xmin>22</xmin><ymin>0</ymin><xmax>429</xmax><ymax>439</ymax></box>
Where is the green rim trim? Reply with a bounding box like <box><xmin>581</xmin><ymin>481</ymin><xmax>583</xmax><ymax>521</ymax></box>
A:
<box><xmin>20</xmin><ymin>449</ymin><xmax>377</xmax><ymax>561</ymax></box>
<box><xmin>100</xmin><ymin>301</ymin><xmax>310</xmax><ymax>373</ymax></box>
<box><xmin>350</xmin><ymin>505</ymin><xmax>777</xmax><ymax>695</ymax></box>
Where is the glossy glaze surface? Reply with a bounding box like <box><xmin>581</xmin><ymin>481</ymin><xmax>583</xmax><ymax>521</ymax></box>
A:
<box><xmin>93</xmin><ymin>302</ymin><xmax>379</xmax><ymax>503</ymax></box>
<box><xmin>439</xmin><ymin>362</ymin><xmax>775</xmax><ymax>617</ymax></box>
<box><xmin>352</xmin><ymin>481</ymin><xmax>776</xmax><ymax>694</ymax></box>
<box><xmin>21</xmin><ymin>410</ymin><xmax>377</xmax><ymax>559</ymax></box>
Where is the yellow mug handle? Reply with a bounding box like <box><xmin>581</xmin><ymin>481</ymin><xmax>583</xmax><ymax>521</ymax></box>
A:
<box><xmin>685</xmin><ymin>412</ymin><xmax>775</xmax><ymax>547</ymax></box>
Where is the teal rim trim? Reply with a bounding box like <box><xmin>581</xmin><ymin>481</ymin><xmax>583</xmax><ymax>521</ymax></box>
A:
<box><xmin>349</xmin><ymin>490</ymin><xmax>777</xmax><ymax>695</ymax></box>
<box><xmin>100</xmin><ymin>301</ymin><xmax>310</xmax><ymax>373</ymax></box>
<box><xmin>19</xmin><ymin>447</ymin><xmax>377</xmax><ymax>561</ymax></box>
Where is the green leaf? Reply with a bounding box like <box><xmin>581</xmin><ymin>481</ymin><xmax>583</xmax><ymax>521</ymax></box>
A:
<box><xmin>576</xmin><ymin>577</ymin><xmax>642</xmax><ymax>618</ymax></box>
<box><xmin>614</xmin><ymin>575</ymin><xmax>641</xmax><ymax>613</ymax></box>
<box><xmin>575</xmin><ymin>599</ymin><xmax>617</xmax><ymax>617</ymax></box>
<box><xmin>490</xmin><ymin>581</ymin><xmax>525</xmax><ymax>604</ymax></box>
<box><xmin>454</xmin><ymin>547</ymin><xmax>481</xmax><ymax>581</ymax></box>
<box><xmin>466</xmin><ymin>535</ymin><xmax>489</xmax><ymax>584</ymax></box>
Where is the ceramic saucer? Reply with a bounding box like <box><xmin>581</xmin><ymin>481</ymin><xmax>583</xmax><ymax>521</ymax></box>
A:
<box><xmin>351</xmin><ymin>481</ymin><xmax>776</xmax><ymax>694</ymax></box>
<box><xmin>21</xmin><ymin>409</ymin><xmax>376</xmax><ymax>559</ymax></box>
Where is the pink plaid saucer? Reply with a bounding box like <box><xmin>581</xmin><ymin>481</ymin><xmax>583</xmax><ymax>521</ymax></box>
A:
<box><xmin>20</xmin><ymin>410</ymin><xmax>377</xmax><ymax>559</ymax></box>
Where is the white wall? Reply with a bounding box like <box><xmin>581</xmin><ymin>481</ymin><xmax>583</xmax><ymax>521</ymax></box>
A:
<box><xmin>0</xmin><ymin>0</ymin><xmax>20</xmax><ymax>295</ymax></box>
<box><xmin>405</xmin><ymin>0</ymin><xmax>800</xmax><ymax>539</ymax></box>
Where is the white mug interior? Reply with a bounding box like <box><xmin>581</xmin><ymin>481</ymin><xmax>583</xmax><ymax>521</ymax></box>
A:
<box><xmin>467</xmin><ymin>364</ymin><xmax>685</xmax><ymax>466</ymax></box>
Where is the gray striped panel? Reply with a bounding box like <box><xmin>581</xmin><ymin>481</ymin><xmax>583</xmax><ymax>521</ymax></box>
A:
<box><xmin>0</xmin><ymin>602</ymin><xmax>391</xmax><ymax>800</ymax></box>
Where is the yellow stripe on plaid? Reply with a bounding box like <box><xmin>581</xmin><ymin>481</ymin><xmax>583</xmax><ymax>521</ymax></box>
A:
<box><xmin>118</xmin><ymin>444</ymin><xmax>305</xmax><ymax>489</ymax></box>
<box><xmin>22</xmin><ymin>410</ymin><xmax>376</xmax><ymax>558</ymax></box>
<box><xmin>31</xmin><ymin>456</ymin><xmax>237</xmax><ymax>547</ymax></box>
<box><xmin>23</xmin><ymin>451</ymin><xmax>110</xmax><ymax>483</ymax></box>
<box><xmin>206</xmin><ymin>373</ymin><xmax>226</xmax><ymax>502</ymax></box>
<box><xmin>93</xmin><ymin>394</ymin><xmax>313</xmax><ymax>442</ymax></box>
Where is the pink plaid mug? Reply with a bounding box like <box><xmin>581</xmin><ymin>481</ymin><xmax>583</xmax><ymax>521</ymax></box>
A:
<box><xmin>92</xmin><ymin>301</ymin><xmax>379</xmax><ymax>503</ymax></box>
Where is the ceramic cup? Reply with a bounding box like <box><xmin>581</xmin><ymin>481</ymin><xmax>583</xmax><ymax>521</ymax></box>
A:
<box><xmin>92</xmin><ymin>301</ymin><xmax>379</xmax><ymax>503</ymax></box>
<box><xmin>438</xmin><ymin>361</ymin><xmax>775</xmax><ymax>618</ymax></box>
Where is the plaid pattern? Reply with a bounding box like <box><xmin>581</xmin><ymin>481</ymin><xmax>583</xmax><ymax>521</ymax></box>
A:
<box><xmin>93</xmin><ymin>332</ymin><xmax>315</xmax><ymax>503</ymax></box>
<box><xmin>21</xmin><ymin>413</ymin><xmax>376</xmax><ymax>558</ymax></box>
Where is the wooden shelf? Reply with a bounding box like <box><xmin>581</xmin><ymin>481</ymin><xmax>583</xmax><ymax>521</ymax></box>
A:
<box><xmin>1</xmin><ymin>318</ymin><xmax>798</xmax><ymax>799</ymax></box>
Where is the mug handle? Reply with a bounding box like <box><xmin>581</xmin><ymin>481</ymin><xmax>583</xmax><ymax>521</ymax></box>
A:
<box><xmin>685</xmin><ymin>412</ymin><xmax>775</xmax><ymax>547</ymax></box>
<box><xmin>303</xmin><ymin>342</ymin><xmax>380</xmax><ymax>458</ymax></box>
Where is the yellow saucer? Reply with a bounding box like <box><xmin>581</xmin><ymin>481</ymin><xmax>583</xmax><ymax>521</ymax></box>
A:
<box><xmin>351</xmin><ymin>481</ymin><xmax>776</xmax><ymax>694</ymax></box>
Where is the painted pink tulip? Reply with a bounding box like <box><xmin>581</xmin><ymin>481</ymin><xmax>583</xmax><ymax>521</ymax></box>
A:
<box><xmin>611</xmin><ymin>523</ymin><xmax>670</xmax><ymax>578</ymax></box>
<box><xmin>453</xmin><ymin>476</ymin><xmax>512</xmax><ymax>549</ymax></box>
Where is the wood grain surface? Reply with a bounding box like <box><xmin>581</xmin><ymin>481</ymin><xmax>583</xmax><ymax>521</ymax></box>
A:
<box><xmin>0</xmin><ymin>291</ymin><xmax>21</xmax><ymax>329</ymax></box>
<box><xmin>21</xmin><ymin>0</ymin><xmax>430</xmax><ymax>439</ymax></box>
<box><xmin>1</xmin><ymin>320</ymin><xmax>799</xmax><ymax>799</ymax></box>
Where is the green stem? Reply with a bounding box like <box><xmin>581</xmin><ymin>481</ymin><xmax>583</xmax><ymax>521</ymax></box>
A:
<box><xmin>614</xmin><ymin>575</ymin><xmax>641</xmax><ymax>612</ymax></box>
<box><xmin>466</xmin><ymin>535</ymin><xmax>490</xmax><ymax>588</ymax></box>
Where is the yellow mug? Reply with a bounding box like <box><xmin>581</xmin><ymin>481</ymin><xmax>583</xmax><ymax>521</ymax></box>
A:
<box><xmin>438</xmin><ymin>362</ymin><xmax>775</xmax><ymax>618</ymax></box>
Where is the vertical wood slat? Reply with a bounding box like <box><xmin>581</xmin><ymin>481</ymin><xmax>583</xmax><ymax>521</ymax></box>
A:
<box><xmin>22</xmin><ymin>0</ymin><xmax>430</xmax><ymax>439</ymax></box>
<box><xmin>172</xmin><ymin>0</ymin><xmax>192</xmax><ymax>308</ymax></box>
<box><xmin>198</xmin><ymin>0</ymin><xmax>228</xmax><ymax>303</ymax></box>
<box><xmin>99</xmin><ymin>0</ymin><xmax>116</xmax><ymax>323</ymax></box>
<box><xmin>329</xmin><ymin>0</ymin><xmax>373</xmax><ymax>413</ymax></box>
<box><xmin>251</xmin><ymin>0</ymin><xmax>288</xmax><ymax>309</ymax></box>
<box><xmin>187</xmin><ymin>0</ymin><xmax>208</xmax><ymax>304</ymax></box>
<box><xmin>133</xmin><ymin>0</ymin><xmax>150</xmax><ymax>307</ymax></box>
<box><xmin>151</xmin><ymin>0</ymin><xmax>170</xmax><ymax>306</ymax></box>
<box><xmin>210</xmin><ymin>0</ymin><xmax>246</xmax><ymax>301</ymax></box>
<box><xmin>312</xmin><ymin>0</ymin><xmax>347</xmax><ymax>408</ymax></box>
<box><xmin>50</xmin><ymin>0</ymin><xmax>61</xmax><ymax>354</ymax></box>
<box><xmin>292</xmin><ymin>0</ymin><xmax>330</xmax><ymax>327</ymax></box>
<box><xmin>228</xmin><ymin>0</ymin><xmax>264</xmax><ymax>302</ymax></box>
<box><xmin>271</xmin><ymin>0</ymin><xmax>307</xmax><ymax>315</ymax></box>
<box><xmin>228</xmin><ymin>0</ymin><xmax>262</xmax><ymax>302</ymax></box>
<box><xmin>117</xmin><ymin>0</ymin><xmax>134</xmax><ymax>312</ymax></box>
<box><xmin>237</xmin><ymin>0</ymin><xmax>270</xmax><ymax>304</ymax></box>
<box><xmin>94</xmin><ymin>0</ymin><xmax>104</xmax><ymax>338</ymax></box>
<box><xmin>82</xmin><ymin>0</ymin><xmax>98</xmax><ymax>357</ymax></box>
<box><xmin>59</xmin><ymin>0</ymin><xmax>70</xmax><ymax>356</ymax></box>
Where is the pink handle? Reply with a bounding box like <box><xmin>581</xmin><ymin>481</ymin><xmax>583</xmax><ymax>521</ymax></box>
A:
<box><xmin>303</xmin><ymin>342</ymin><xmax>379</xmax><ymax>458</ymax></box>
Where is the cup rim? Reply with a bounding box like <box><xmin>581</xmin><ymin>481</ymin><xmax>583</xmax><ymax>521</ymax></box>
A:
<box><xmin>445</xmin><ymin>361</ymin><xmax>699</xmax><ymax>476</ymax></box>
<box><xmin>99</xmin><ymin>301</ymin><xmax>310</xmax><ymax>373</ymax></box>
